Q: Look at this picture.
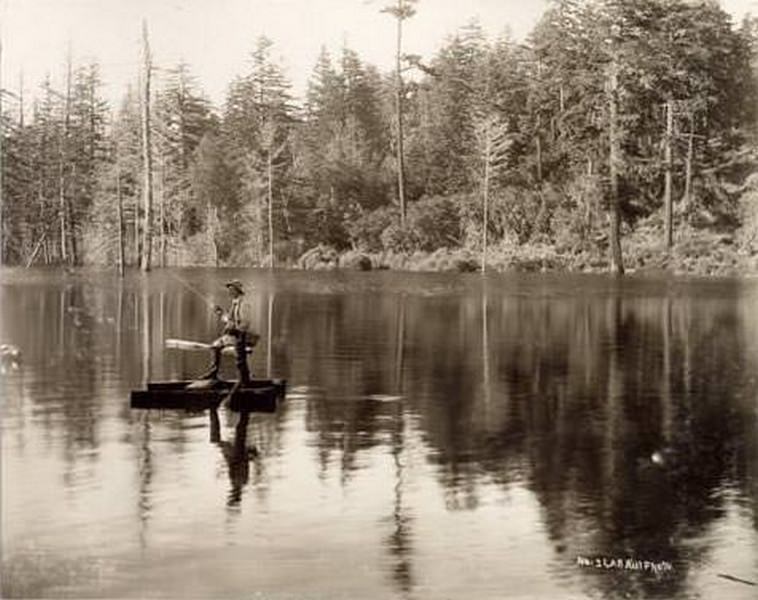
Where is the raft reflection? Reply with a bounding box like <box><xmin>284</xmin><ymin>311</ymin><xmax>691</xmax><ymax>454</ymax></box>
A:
<box><xmin>210</xmin><ymin>407</ymin><xmax>254</xmax><ymax>507</ymax></box>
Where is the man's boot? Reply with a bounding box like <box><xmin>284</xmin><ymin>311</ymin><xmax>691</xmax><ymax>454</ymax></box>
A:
<box><xmin>235</xmin><ymin>334</ymin><xmax>251</xmax><ymax>385</ymax></box>
<box><xmin>237</xmin><ymin>360</ymin><xmax>251</xmax><ymax>385</ymax></box>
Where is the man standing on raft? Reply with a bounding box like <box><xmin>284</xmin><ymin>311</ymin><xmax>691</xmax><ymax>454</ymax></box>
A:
<box><xmin>201</xmin><ymin>280</ymin><xmax>252</xmax><ymax>383</ymax></box>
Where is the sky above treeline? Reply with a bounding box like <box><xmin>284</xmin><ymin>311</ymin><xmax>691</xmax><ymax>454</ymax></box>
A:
<box><xmin>2</xmin><ymin>0</ymin><xmax>757</xmax><ymax>109</ymax></box>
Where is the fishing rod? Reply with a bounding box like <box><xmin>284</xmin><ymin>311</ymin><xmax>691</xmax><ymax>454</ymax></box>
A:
<box><xmin>167</xmin><ymin>271</ymin><xmax>219</xmax><ymax>311</ymax></box>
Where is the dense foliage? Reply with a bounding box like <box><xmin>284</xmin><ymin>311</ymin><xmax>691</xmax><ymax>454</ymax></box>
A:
<box><xmin>2</xmin><ymin>0</ymin><xmax>758</xmax><ymax>271</ymax></box>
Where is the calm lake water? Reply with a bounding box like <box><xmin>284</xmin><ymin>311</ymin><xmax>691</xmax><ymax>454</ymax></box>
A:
<box><xmin>1</xmin><ymin>268</ymin><xmax>757</xmax><ymax>599</ymax></box>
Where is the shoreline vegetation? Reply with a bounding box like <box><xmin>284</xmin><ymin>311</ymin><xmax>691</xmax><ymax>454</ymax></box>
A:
<box><xmin>2</xmin><ymin>1</ymin><xmax>758</xmax><ymax>279</ymax></box>
<box><xmin>297</xmin><ymin>234</ymin><xmax>758</xmax><ymax>278</ymax></box>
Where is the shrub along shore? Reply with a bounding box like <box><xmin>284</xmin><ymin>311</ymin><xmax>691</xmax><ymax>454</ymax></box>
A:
<box><xmin>297</xmin><ymin>221</ymin><xmax>758</xmax><ymax>277</ymax></box>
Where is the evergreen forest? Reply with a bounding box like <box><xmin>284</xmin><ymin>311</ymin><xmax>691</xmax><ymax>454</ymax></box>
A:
<box><xmin>3</xmin><ymin>0</ymin><xmax>758</xmax><ymax>275</ymax></box>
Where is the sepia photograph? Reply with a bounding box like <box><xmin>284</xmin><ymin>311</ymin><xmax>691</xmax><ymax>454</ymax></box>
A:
<box><xmin>1</xmin><ymin>0</ymin><xmax>757</xmax><ymax>598</ymax></box>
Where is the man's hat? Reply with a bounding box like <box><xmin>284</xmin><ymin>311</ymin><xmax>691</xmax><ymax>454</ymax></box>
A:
<box><xmin>225</xmin><ymin>280</ymin><xmax>244</xmax><ymax>294</ymax></box>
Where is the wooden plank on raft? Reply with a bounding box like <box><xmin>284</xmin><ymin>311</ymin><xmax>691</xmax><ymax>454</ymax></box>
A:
<box><xmin>165</xmin><ymin>338</ymin><xmax>258</xmax><ymax>354</ymax></box>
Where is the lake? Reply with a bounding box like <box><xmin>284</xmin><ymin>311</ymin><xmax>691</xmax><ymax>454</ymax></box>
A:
<box><xmin>1</xmin><ymin>268</ymin><xmax>756</xmax><ymax>599</ymax></box>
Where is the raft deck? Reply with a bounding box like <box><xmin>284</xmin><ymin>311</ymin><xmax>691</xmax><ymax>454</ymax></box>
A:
<box><xmin>130</xmin><ymin>378</ymin><xmax>286</xmax><ymax>412</ymax></box>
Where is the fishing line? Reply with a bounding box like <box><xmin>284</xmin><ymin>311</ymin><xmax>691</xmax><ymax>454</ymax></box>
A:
<box><xmin>167</xmin><ymin>271</ymin><xmax>217</xmax><ymax>309</ymax></box>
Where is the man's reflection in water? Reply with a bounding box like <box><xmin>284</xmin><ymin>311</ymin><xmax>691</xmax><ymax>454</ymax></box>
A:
<box><xmin>209</xmin><ymin>406</ymin><xmax>257</xmax><ymax>506</ymax></box>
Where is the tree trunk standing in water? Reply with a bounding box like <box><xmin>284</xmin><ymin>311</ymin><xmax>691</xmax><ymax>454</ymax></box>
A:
<box><xmin>534</xmin><ymin>114</ymin><xmax>543</xmax><ymax>184</ymax></box>
<box><xmin>256</xmin><ymin>182</ymin><xmax>264</xmax><ymax>265</ymax></box>
<box><xmin>206</xmin><ymin>202</ymin><xmax>219</xmax><ymax>267</ymax></box>
<box><xmin>159</xmin><ymin>153</ymin><xmax>166</xmax><ymax>268</ymax></box>
<box><xmin>382</xmin><ymin>0</ymin><xmax>417</xmax><ymax>227</ymax></box>
<box><xmin>585</xmin><ymin>157</ymin><xmax>594</xmax><ymax>231</ymax></box>
<box><xmin>68</xmin><ymin>163</ymin><xmax>78</xmax><ymax>264</ymax></box>
<box><xmin>683</xmin><ymin>112</ymin><xmax>695</xmax><ymax>210</ymax></box>
<box><xmin>58</xmin><ymin>148</ymin><xmax>67</xmax><ymax>263</ymax></box>
<box><xmin>267</xmin><ymin>150</ymin><xmax>274</xmax><ymax>269</ymax></box>
<box><xmin>260</xmin><ymin>117</ymin><xmax>286</xmax><ymax>270</ymax></box>
<box><xmin>606</xmin><ymin>52</ymin><xmax>624</xmax><ymax>276</ymax></box>
<box><xmin>475</xmin><ymin>115</ymin><xmax>511</xmax><ymax>273</ymax></box>
<box><xmin>26</xmin><ymin>229</ymin><xmax>48</xmax><ymax>268</ymax></box>
<box><xmin>481</xmin><ymin>143</ymin><xmax>490</xmax><ymax>273</ymax></box>
<box><xmin>394</xmin><ymin>11</ymin><xmax>406</xmax><ymax>226</ymax></box>
<box><xmin>140</xmin><ymin>20</ymin><xmax>154</xmax><ymax>272</ymax></box>
<box><xmin>663</xmin><ymin>98</ymin><xmax>674</xmax><ymax>249</ymax></box>
<box><xmin>117</xmin><ymin>168</ymin><xmax>125</xmax><ymax>276</ymax></box>
<box><xmin>134</xmin><ymin>203</ymin><xmax>141</xmax><ymax>267</ymax></box>
<box><xmin>0</xmin><ymin>37</ymin><xmax>4</xmax><ymax>266</ymax></box>
<box><xmin>534</xmin><ymin>60</ymin><xmax>543</xmax><ymax>184</ymax></box>
<box><xmin>59</xmin><ymin>50</ymin><xmax>73</xmax><ymax>264</ymax></box>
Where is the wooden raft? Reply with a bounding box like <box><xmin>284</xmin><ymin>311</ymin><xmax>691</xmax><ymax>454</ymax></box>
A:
<box><xmin>130</xmin><ymin>378</ymin><xmax>287</xmax><ymax>413</ymax></box>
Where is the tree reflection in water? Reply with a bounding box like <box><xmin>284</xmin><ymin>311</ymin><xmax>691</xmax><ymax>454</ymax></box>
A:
<box><xmin>385</xmin><ymin>293</ymin><xmax>414</xmax><ymax>596</ymax></box>
<box><xmin>404</xmin><ymin>284</ymin><xmax>755</xmax><ymax>599</ymax></box>
<box><xmin>288</xmin><ymin>278</ymin><xmax>756</xmax><ymax>598</ymax></box>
